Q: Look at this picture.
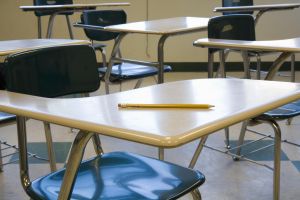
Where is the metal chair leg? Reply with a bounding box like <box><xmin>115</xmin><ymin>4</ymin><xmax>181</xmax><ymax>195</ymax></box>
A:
<box><xmin>218</xmin><ymin>50</ymin><xmax>226</xmax><ymax>78</ymax></box>
<box><xmin>191</xmin><ymin>188</ymin><xmax>202</xmax><ymax>200</ymax></box>
<box><xmin>134</xmin><ymin>79</ymin><xmax>143</xmax><ymax>89</ymax></box>
<box><xmin>208</xmin><ymin>51</ymin><xmax>214</xmax><ymax>78</ymax></box>
<box><xmin>43</xmin><ymin>122</ymin><xmax>57</xmax><ymax>172</ymax></box>
<box><xmin>290</xmin><ymin>54</ymin><xmax>295</xmax><ymax>82</ymax></box>
<box><xmin>65</xmin><ymin>15</ymin><xmax>74</xmax><ymax>39</ymax></box>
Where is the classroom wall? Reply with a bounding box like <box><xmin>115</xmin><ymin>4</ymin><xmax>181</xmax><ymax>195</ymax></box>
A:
<box><xmin>0</xmin><ymin>0</ymin><xmax>300</xmax><ymax>63</ymax></box>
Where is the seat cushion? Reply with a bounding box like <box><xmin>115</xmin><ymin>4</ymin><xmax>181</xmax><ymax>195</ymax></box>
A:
<box><xmin>29</xmin><ymin>151</ymin><xmax>205</xmax><ymax>200</ymax></box>
<box><xmin>98</xmin><ymin>63</ymin><xmax>172</xmax><ymax>82</ymax></box>
<box><xmin>257</xmin><ymin>100</ymin><xmax>300</xmax><ymax>120</ymax></box>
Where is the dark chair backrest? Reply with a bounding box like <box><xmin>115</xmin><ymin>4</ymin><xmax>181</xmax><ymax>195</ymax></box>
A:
<box><xmin>33</xmin><ymin>0</ymin><xmax>73</xmax><ymax>16</ymax></box>
<box><xmin>3</xmin><ymin>45</ymin><xmax>100</xmax><ymax>98</ymax></box>
<box><xmin>208</xmin><ymin>14</ymin><xmax>255</xmax><ymax>53</ymax></box>
<box><xmin>222</xmin><ymin>0</ymin><xmax>254</xmax><ymax>15</ymax></box>
<box><xmin>81</xmin><ymin>10</ymin><xmax>127</xmax><ymax>42</ymax></box>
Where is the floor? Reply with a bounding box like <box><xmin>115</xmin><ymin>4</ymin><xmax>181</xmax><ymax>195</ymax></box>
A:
<box><xmin>0</xmin><ymin>71</ymin><xmax>300</xmax><ymax>200</ymax></box>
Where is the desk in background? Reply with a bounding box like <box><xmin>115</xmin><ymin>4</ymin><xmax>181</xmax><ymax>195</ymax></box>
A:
<box><xmin>20</xmin><ymin>3</ymin><xmax>130</xmax><ymax>38</ymax></box>
<box><xmin>194</xmin><ymin>37</ymin><xmax>300</xmax><ymax>80</ymax></box>
<box><xmin>102</xmin><ymin>17</ymin><xmax>209</xmax><ymax>84</ymax></box>
<box><xmin>0</xmin><ymin>79</ymin><xmax>299</xmax><ymax>199</ymax></box>
<box><xmin>214</xmin><ymin>3</ymin><xmax>300</xmax><ymax>24</ymax></box>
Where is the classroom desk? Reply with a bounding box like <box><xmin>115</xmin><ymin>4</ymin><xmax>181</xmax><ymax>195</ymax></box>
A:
<box><xmin>20</xmin><ymin>3</ymin><xmax>130</xmax><ymax>38</ymax></box>
<box><xmin>0</xmin><ymin>79</ymin><xmax>299</xmax><ymax>199</ymax></box>
<box><xmin>193</xmin><ymin>37</ymin><xmax>300</xmax><ymax>80</ymax></box>
<box><xmin>102</xmin><ymin>17</ymin><xmax>209</xmax><ymax>85</ymax></box>
<box><xmin>0</xmin><ymin>39</ymin><xmax>89</xmax><ymax>56</ymax></box>
<box><xmin>214</xmin><ymin>3</ymin><xmax>300</xmax><ymax>25</ymax></box>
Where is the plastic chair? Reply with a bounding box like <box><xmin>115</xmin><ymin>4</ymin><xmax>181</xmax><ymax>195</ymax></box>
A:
<box><xmin>4</xmin><ymin>45</ymin><xmax>205</xmax><ymax>200</ymax></box>
<box><xmin>234</xmin><ymin>100</ymin><xmax>300</xmax><ymax>161</ymax></box>
<box><xmin>3</xmin><ymin>45</ymin><xmax>102</xmax><ymax>172</ymax></box>
<box><xmin>221</xmin><ymin>0</ymin><xmax>295</xmax><ymax>81</ymax></box>
<box><xmin>78</xmin><ymin>10</ymin><xmax>172</xmax><ymax>94</ymax></box>
<box><xmin>207</xmin><ymin>14</ymin><xmax>256</xmax><ymax>79</ymax></box>
<box><xmin>33</xmin><ymin>0</ymin><xmax>74</xmax><ymax>38</ymax></box>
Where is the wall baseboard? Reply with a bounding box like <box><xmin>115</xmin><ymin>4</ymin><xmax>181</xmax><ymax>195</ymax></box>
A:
<box><xmin>98</xmin><ymin>61</ymin><xmax>299</xmax><ymax>72</ymax></box>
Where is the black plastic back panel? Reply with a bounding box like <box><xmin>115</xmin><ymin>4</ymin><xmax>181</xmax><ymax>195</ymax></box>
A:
<box><xmin>4</xmin><ymin>45</ymin><xmax>100</xmax><ymax>98</ymax></box>
<box><xmin>33</xmin><ymin>0</ymin><xmax>73</xmax><ymax>16</ymax></box>
<box><xmin>81</xmin><ymin>10</ymin><xmax>126</xmax><ymax>41</ymax></box>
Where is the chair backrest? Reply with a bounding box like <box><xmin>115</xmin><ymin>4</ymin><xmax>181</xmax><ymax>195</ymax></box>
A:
<box><xmin>222</xmin><ymin>0</ymin><xmax>254</xmax><ymax>15</ymax></box>
<box><xmin>3</xmin><ymin>45</ymin><xmax>100</xmax><ymax>98</ymax></box>
<box><xmin>33</xmin><ymin>0</ymin><xmax>73</xmax><ymax>16</ymax></box>
<box><xmin>81</xmin><ymin>10</ymin><xmax>127</xmax><ymax>42</ymax></box>
<box><xmin>208</xmin><ymin>14</ymin><xmax>255</xmax><ymax>53</ymax></box>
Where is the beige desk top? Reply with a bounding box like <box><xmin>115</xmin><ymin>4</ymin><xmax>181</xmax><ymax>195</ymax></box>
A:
<box><xmin>20</xmin><ymin>3</ymin><xmax>130</xmax><ymax>11</ymax></box>
<box><xmin>0</xmin><ymin>39</ymin><xmax>90</xmax><ymax>56</ymax></box>
<box><xmin>193</xmin><ymin>37</ymin><xmax>300</xmax><ymax>53</ymax></box>
<box><xmin>104</xmin><ymin>17</ymin><xmax>209</xmax><ymax>35</ymax></box>
<box><xmin>214</xmin><ymin>3</ymin><xmax>300</xmax><ymax>13</ymax></box>
<box><xmin>0</xmin><ymin>79</ymin><xmax>299</xmax><ymax>147</ymax></box>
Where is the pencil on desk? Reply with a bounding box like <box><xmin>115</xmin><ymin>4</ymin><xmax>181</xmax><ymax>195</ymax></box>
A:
<box><xmin>118</xmin><ymin>103</ymin><xmax>215</xmax><ymax>109</ymax></box>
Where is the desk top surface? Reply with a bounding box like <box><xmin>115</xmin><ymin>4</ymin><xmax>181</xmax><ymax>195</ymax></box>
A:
<box><xmin>104</xmin><ymin>17</ymin><xmax>209</xmax><ymax>35</ymax></box>
<box><xmin>20</xmin><ymin>3</ymin><xmax>130</xmax><ymax>11</ymax></box>
<box><xmin>0</xmin><ymin>39</ymin><xmax>89</xmax><ymax>56</ymax></box>
<box><xmin>214</xmin><ymin>3</ymin><xmax>300</xmax><ymax>13</ymax></box>
<box><xmin>0</xmin><ymin>79</ymin><xmax>299</xmax><ymax>147</ymax></box>
<box><xmin>193</xmin><ymin>37</ymin><xmax>300</xmax><ymax>53</ymax></box>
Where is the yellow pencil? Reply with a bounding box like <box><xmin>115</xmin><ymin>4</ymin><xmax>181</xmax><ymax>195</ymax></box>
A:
<box><xmin>118</xmin><ymin>103</ymin><xmax>214</xmax><ymax>109</ymax></box>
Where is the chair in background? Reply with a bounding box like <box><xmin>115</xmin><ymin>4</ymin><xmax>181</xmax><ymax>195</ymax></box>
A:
<box><xmin>234</xmin><ymin>100</ymin><xmax>300</xmax><ymax>162</ymax></box>
<box><xmin>221</xmin><ymin>0</ymin><xmax>295</xmax><ymax>81</ymax></box>
<box><xmin>4</xmin><ymin>45</ymin><xmax>205</xmax><ymax>200</ymax></box>
<box><xmin>33</xmin><ymin>0</ymin><xmax>74</xmax><ymax>38</ymax></box>
<box><xmin>78</xmin><ymin>9</ymin><xmax>171</xmax><ymax>94</ymax></box>
<box><xmin>3</xmin><ymin>44</ymin><xmax>102</xmax><ymax>172</ymax></box>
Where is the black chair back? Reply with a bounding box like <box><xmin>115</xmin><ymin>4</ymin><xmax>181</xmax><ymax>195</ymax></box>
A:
<box><xmin>3</xmin><ymin>45</ymin><xmax>100</xmax><ymax>98</ymax></box>
<box><xmin>33</xmin><ymin>0</ymin><xmax>73</xmax><ymax>16</ymax></box>
<box><xmin>222</xmin><ymin>0</ymin><xmax>254</xmax><ymax>15</ymax></box>
<box><xmin>208</xmin><ymin>14</ymin><xmax>255</xmax><ymax>53</ymax></box>
<box><xmin>81</xmin><ymin>10</ymin><xmax>127</xmax><ymax>42</ymax></box>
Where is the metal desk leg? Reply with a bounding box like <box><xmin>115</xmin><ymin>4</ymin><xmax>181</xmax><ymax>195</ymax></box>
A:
<box><xmin>189</xmin><ymin>136</ymin><xmax>208</xmax><ymax>169</ymax></box>
<box><xmin>66</xmin><ymin>15</ymin><xmax>74</xmax><ymax>39</ymax></box>
<box><xmin>158</xmin><ymin>147</ymin><xmax>164</xmax><ymax>160</ymax></box>
<box><xmin>218</xmin><ymin>50</ymin><xmax>226</xmax><ymax>78</ymax></box>
<box><xmin>37</xmin><ymin>16</ymin><xmax>42</xmax><ymax>39</ymax></box>
<box><xmin>43</xmin><ymin>122</ymin><xmax>57</xmax><ymax>172</ymax></box>
<box><xmin>157</xmin><ymin>35</ymin><xmax>168</xmax><ymax>84</ymax></box>
<box><xmin>241</xmin><ymin>50</ymin><xmax>251</xmax><ymax>79</ymax></box>
<box><xmin>46</xmin><ymin>13</ymin><xmax>58</xmax><ymax>38</ymax></box>
<box><xmin>271</xmin><ymin>120</ymin><xmax>281</xmax><ymax>200</ymax></box>
<box><xmin>208</xmin><ymin>51</ymin><xmax>214</xmax><ymax>78</ymax></box>
<box><xmin>58</xmin><ymin>131</ymin><xmax>94</xmax><ymax>200</ymax></box>
<box><xmin>105</xmin><ymin>33</ymin><xmax>127</xmax><ymax>94</ymax></box>
<box><xmin>265</xmin><ymin>52</ymin><xmax>292</xmax><ymax>80</ymax></box>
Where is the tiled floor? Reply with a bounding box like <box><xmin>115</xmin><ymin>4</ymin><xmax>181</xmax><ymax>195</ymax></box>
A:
<box><xmin>0</xmin><ymin>71</ymin><xmax>300</xmax><ymax>200</ymax></box>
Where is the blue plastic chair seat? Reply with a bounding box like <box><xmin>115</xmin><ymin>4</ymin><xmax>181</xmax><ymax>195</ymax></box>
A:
<box><xmin>0</xmin><ymin>112</ymin><xmax>16</xmax><ymax>123</ymax></box>
<box><xmin>257</xmin><ymin>100</ymin><xmax>300</xmax><ymax>120</ymax></box>
<box><xmin>30</xmin><ymin>152</ymin><xmax>205</xmax><ymax>200</ymax></box>
<box><xmin>98</xmin><ymin>63</ymin><xmax>172</xmax><ymax>82</ymax></box>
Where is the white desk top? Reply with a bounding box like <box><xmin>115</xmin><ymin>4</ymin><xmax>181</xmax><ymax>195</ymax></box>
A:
<box><xmin>104</xmin><ymin>17</ymin><xmax>209</xmax><ymax>35</ymax></box>
<box><xmin>20</xmin><ymin>3</ymin><xmax>130</xmax><ymax>11</ymax></box>
<box><xmin>193</xmin><ymin>37</ymin><xmax>300</xmax><ymax>53</ymax></box>
<box><xmin>0</xmin><ymin>79</ymin><xmax>299</xmax><ymax>147</ymax></box>
<box><xmin>0</xmin><ymin>39</ymin><xmax>90</xmax><ymax>56</ymax></box>
<box><xmin>214</xmin><ymin>3</ymin><xmax>300</xmax><ymax>13</ymax></box>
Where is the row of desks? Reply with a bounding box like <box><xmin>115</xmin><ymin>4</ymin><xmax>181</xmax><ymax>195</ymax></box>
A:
<box><xmin>1</xmin><ymin>2</ymin><xmax>300</xmax><ymax>200</ymax></box>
